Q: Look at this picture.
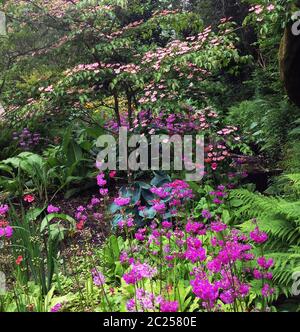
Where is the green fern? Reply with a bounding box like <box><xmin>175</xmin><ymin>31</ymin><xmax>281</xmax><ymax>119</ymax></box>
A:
<box><xmin>229</xmin><ymin>187</ymin><xmax>300</xmax><ymax>299</ymax></box>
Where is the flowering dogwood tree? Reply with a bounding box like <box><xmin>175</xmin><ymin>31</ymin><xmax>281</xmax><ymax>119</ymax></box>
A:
<box><xmin>1</xmin><ymin>1</ymin><xmax>249</xmax><ymax>127</ymax></box>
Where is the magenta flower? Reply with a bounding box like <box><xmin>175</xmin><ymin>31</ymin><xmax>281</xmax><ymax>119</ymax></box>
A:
<box><xmin>191</xmin><ymin>278</ymin><xmax>219</xmax><ymax>306</ymax></box>
<box><xmin>75</xmin><ymin>206</ymin><xmax>87</xmax><ymax>221</ymax></box>
<box><xmin>153</xmin><ymin>202</ymin><xmax>166</xmax><ymax>213</ymax></box>
<box><xmin>250</xmin><ymin>227</ymin><xmax>268</xmax><ymax>244</ymax></box>
<box><xmin>120</xmin><ymin>251</ymin><xmax>129</xmax><ymax>264</ymax></box>
<box><xmin>77</xmin><ymin>206</ymin><xmax>85</xmax><ymax>212</ymax></box>
<box><xmin>0</xmin><ymin>226</ymin><xmax>13</xmax><ymax>239</ymax></box>
<box><xmin>207</xmin><ymin>258</ymin><xmax>222</xmax><ymax>273</ymax></box>
<box><xmin>93</xmin><ymin>213</ymin><xmax>103</xmax><ymax>220</ymax></box>
<box><xmin>97</xmin><ymin>173</ymin><xmax>107</xmax><ymax>187</ymax></box>
<box><xmin>0</xmin><ymin>204</ymin><xmax>9</xmax><ymax>216</ymax></box>
<box><xmin>238</xmin><ymin>284</ymin><xmax>250</xmax><ymax>297</ymax></box>
<box><xmin>162</xmin><ymin>221</ymin><xmax>172</xmax><ymax>229</ymax></box>
<box><xmin>99</xmin><ymin>188</ymin><xmax>109</xmax><ymax>196</ymax></box>
<box><xmin>150</xmin><ymin>187</ymin><xmax>170</xmax><ymax>199</ymax></box>
<box><xmin>47</xmin><ymin>205</ymin><xmax>60</xmax><ymax>214</ymax></box>
<box><xmin>90</xmin><ymin>197</ymin><xmax>100</xmax><ymax>206</ymax></box>
<box><xmin>136</xmin><ymin>288</ymin><xmax>156</xmax><ymax>311</ymax></box>
<box><xmin>114</xmin><ymin>197</ymin><xmax>131</xmax><ymax>207</ymax></box>
<box><xmin>126</xmin><ymin>298</ymin><xmax>136</xmax><ymax>312</ymax></box>
<box><xmin>50</xmin><ymin>303</ymin><xmax>62</xmax><ymax>313</ymax></box>
<box><xmin>186</xmin><ymin>221</ymin><xmax>205</xmax><ymax>235</ymax></box>
<box><xmin>213</xmin><ymin>198</ymin><xmax>223</xmax><ymax>204</ymax></box>
<box><xmin>91</xmin><ymin>269</ymin><xmax>105</xmax><ymax>286</ymax></box>
<box><xmin>185</xmin><ymin>246</ymin><xmax>206</xmax><ymax>263</ymax></box>
<box><xmin>261</xmin><ymin>284</ymin><xmax>275</xmax><ymax>297</ymax></box>
<box><xmin>210</xmin><ymin>222</ymin><xmax>227</xmax><ymax>233</ymax></box>
<box><xmin>257</xmin><ymin>257</ymin><xmax>274</xmax><ymax>269</ymax></box>
<box><xmin>202</xmin><ymin>209</ymin><xmax>212</xmax><ymax>219</ymax></box>
<box><xmin>123</xmin><ymin>262</ymin><xmax>157</xmax><ymax>284</ymax></box>
<box><xmin>253</xmin><ymin>269</ymin><xmax>263</xmax><ymax>280</ymax></box>
<box><xmin>5</xmin><ymin>226</ymin><xmax>13</xmax><ymax>238</ymax></box>
<box><xmin>126</xmin><ymin>218</ymin><xmax>135</xmax><ymax>227</ymax></box>
<box><xmin>135</xmin><ymin>232</ymin><xmax>145</xmax><ymax>241</ymax></box>
<box><xmin>160</xmin><ymin>300</ymin><xmax>179</xmax><ymax>312</ymax></box>
<box><xmin>219</xmin><ymin>290</ymin><xmax>235</xmax><ymax>304</ymax></box>
<box><xmin>265</xmin><ymin>272</ymin><xmax>273</xmax><ymax>280</ymax></box>
<box><xmin>185</xmin><ymin>237</ymin><xmax>206</xmax><ymax>263</ymax></box>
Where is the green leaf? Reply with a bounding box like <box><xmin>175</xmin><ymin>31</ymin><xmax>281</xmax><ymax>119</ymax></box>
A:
<box><xmin>26</xmin><ymin>207</ymin><xmax>45</xmax><ymax>223</ymax></box>
<box><xmin>40</xmin><ymin>214</ymin><xmax>76</xmax><ymax>233</ymax></box>
<box><xmin>139</xmin><ymin>207</ymin><xmax>156</xmax><ymax>219</ymax></box>
<box><xmin>222</xmin><ymin>210</ymin><xmax>231</xmax><ymax>224</ymax></box>
<box><xmin>230</xmin><ymin>198</ymin><xmax>244</xmax><ymax>208</ymax></box>
<box><xmin>112</xmin><ymin>214</ymin><xmax>123</xmax><ymax>228</ymax></box>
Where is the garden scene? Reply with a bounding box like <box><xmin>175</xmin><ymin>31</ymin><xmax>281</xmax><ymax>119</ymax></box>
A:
<box><xmin>0</xmin><ymin>0</ymin><xmax>300</xmax><ymax>313</ymax></box>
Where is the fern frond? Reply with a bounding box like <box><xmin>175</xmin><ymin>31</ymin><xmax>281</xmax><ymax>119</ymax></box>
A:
<box><xmin>230</xmin><ymin>187</ymin><xmax>300</xmax><ymax>298</ymax></box>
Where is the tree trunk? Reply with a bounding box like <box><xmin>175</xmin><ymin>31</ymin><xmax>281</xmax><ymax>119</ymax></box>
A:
<box><xmin>279</xmin><ymin>25</ymin><xmax>300</xmax><ymax>107</ymax></box>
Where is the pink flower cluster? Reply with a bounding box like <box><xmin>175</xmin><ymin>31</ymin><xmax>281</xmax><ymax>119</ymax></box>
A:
<box><xmin>118</xmin><ymin>185</ymin><xmax>275</xmax><ymax>312</ymax></box>
<box><xmin>0</xmin><ymin>204</ymin><xmax>9</xmax><ymax>216</ymax></box>
<box><xmin>0</xmin><ymin>205</ymin><xmax>13</xmax><ymax>239</ymax></box>
<box><xmin>185</xmin><ymin>237</ymin><xmax>206</xmax><ymax>263</ymax></box>
<box><xmin>92</xmin><ymin>269</ymin><xmax>106</xmax><ymax>286</ymax></box>
<box><xmin>97</xmin><ymin>172</ymin><xmax>109</xmax><ymax>196</ymax></box>
<box><xmin>0</xmin><ymin>225</ymin><xmax>13</xmax><ymax>239</ymax></box>
<box><xmin>105</xmin><ymin>108</ymin><xmax>239</xmax><ymax>179</ymax></box>
<box><xmin>114</xmin><ymin>197</ymin><xmax>131</xmax><ymax>207</ymax></box>
<box><xmin>127</xmin><ymin>288</ymin><xmax>179</xmax><ymax>312</ymax></box>
<box><xmin>47</xmin><ymin>205</ymin><xmax>60</xmax><ymax>214</ymax></box>
<box><xmin>50</xmin><ymin>303</ymin><xmax>63</xmax><ymax>313</ymax></box>
<box><xmin>123</xmin><ymin>262</ymin><xmax>157</xmax><ymax>284</ymax></box>
<box><xmin>149</xmin><ymin>179</ymin><xmax>194</xmax><ymax>217</ymax></box>
<box><xmin>189</xmin><ymin>225</ymin><xmax>273</xmax><ymax>307</ymax></box>
<box><xmin>65</xmin><ymin>61</ymin><xmax>141</xmax><ymax>78</ymax></box>
<box><xmin>70</xmin><ymin>173</ymin><xmax>109</xmax><ymax>231</ymax></box>
<box><xmin>248</xmin><ymin>3</ymin><xmax>275</xmax><ymax>23</ymax></box>
<box><xmin>140</xmin><ymin>22</ymin><xmax>234</xmax><ymax>75</ymax></box>
<box><xmin>249</xmin><ymin>4</ymin><xmax>275</xmax><ymax>14</ymax></box>
<box><xmin>250</xmin><ymin>226</ymin><xmax>268</xmax><ymax>244</ymax></box>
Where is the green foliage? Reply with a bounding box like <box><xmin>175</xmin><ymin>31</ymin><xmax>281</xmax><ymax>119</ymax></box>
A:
<box><xmin>229</xmin><ymin>187</ymin><xmax>300</xmax><ymax>297</ymax></box>
<box><xmin>7</xmin><ymin>203</ymin><xmax>75</xmax><ymax>295</ymax></box>
<box><xmin>227</xmin><ymin>98</ymin><xmax>299</xmax><ymax>160</ymax></box>
<box><xmin>0</xmin><ymin>152</ymin><xmax>51</xmax><ymax>200</ymax></box>
<box><xmin>0</xmin><ymin>124</ymin><xmax>102</xmax><ymax>199</ymax></box>
<box><xmin>110</xmin><ymin>172</ymin><xmax>172</xmax><ymax>227</ymax></box>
